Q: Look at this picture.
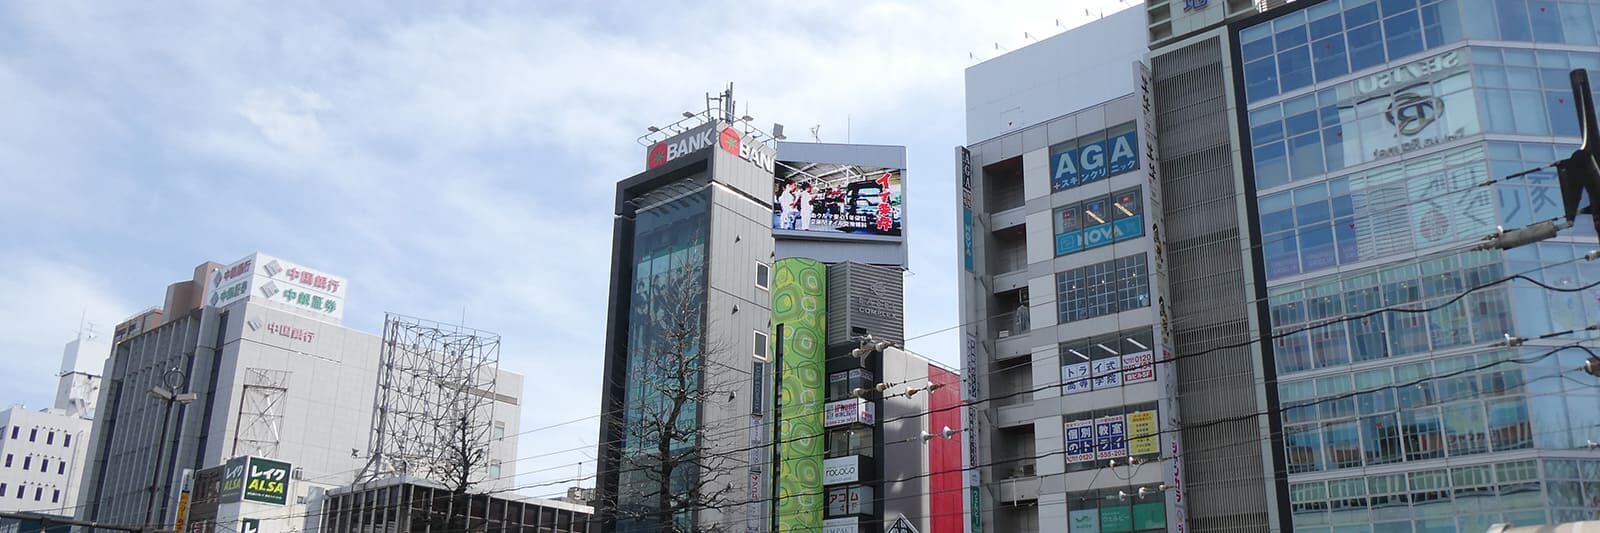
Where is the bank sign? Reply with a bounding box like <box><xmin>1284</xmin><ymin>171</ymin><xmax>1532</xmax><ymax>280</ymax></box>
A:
<box><xmin>646</xmin><ymin>121</ymin><xmax>776</xmax><ymax>173</ymax></box>
<box><xmin>208</xmin><ymin>252</ymin><xmax>347</xmax><ymax>322</ymax></box>
<box><xmin>1051</xmin><ymin>128</ymin><xmax>1139</xmax><ymax>191</ymax></box>
<box><xmin>218</xmin><ymin>456</ymin><xmax>291</xmax><ymax>506</ymax></box>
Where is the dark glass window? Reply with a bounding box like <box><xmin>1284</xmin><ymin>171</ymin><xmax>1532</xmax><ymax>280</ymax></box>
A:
<box><xmin>1278</xmin><ymin>46</ymin><xmax>1315</xmax><ymax>93</ymax></box>
<box><xmin>1245</xmin><ymin>57</ymin><xmax>1280</xmax><ymax>102</ymax></box>
<box><xmin>1312</xmin><ymin>36</ymin><xmax>1349</xmax><ymax>81</ymax></box>
<box><xmin>1493</xmin><ymin>0</ymin><xmax>1533</xmax><ymax>41</ymax></box>
<box><xmin>1383</xmin><ymin>13</ymin><xmax>1425</xmax><ymax>60</ymax></box>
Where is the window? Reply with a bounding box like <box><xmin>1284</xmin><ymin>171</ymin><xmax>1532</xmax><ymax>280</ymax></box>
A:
<box><xmin>28</xmin><ymin>428</ymin><xmax>36</xmax><ymax>442</ymax></box>
<box><xmin>62</xmin><ymin>434</ymin><xmax>70</xmax><ymax>448</ymax></box>
<box><xmin>8</xmin><ymin>426</ymin><xmax>15</xmax><ymax>439</ymax></box>
<box><xmin>1056</xmin><ymin>253</ymin><xmax>1150</xmax><ymax>324</ymax></box>
<box><xmin>51</xmin><ymin>490</ymin><xmax>58</xmax><ymax>503</ymax></box>
<box><xmin>3</xmin><ymin>454</ymin><xmax>10</xmax><ymax>467</ymax></box>
<box><xmin>827</xmin><ymin>369</ymin><xmax>875</xmax><ymax>402</ymax></box>
<box><xmin>827</xmin><ymin>428</ymin><xmax>875</xmax><ymax>458</ymax></box>
<box><xmin>1053</xmin><ymin>187</ymin><xmax>1145</xmax><ymax>257</ymax></box>
<box><xmin>488</xmin><ymin>460</ymin><xmax>502</xmax><ymax>479</ymax></box>
<box><xmin>45</xmin><ymin>432</ymin><xmax>53</xmax><ymax>445</ymax></box>
<box><xmin>57</xmin><ymin>462</ymin><xmax>65</xmax><ymax>475</ymax></box>
<box><xmin>826</xmin><ymin>484</ymin><xmax>873</xmax><ymax>517</ymax></box>
<box><xmin>39</xmin><ymin>459</ymin><xmax>48</xmax><ymax>473</ymax></box>
<box><xmin>33</xmin><ymin>487</ymin><xmax>41</xmax><ymax>502</ymax></box>
<box><xmin>21</xmin><ymin>457</ymin><xmax>29</xmax><ymax>470</ymax></box>
<box><xmin>492</xmin><ymin>422</ymin><xmax>505</xmax><ymax>440</ymax></box>
<box><xmin>753</xmin><ymin>330</ymin><xmax>769</xmax><ymax>361</ymax></box>
<box><xmin>755</xmin><ymin>262</ymin><xmax>770</xmax><ymax>290</ymax></box>
<box><xmin>15</xmin><ymin>485</ymin><xmax>22</xmax><ymax>499</ymax></box>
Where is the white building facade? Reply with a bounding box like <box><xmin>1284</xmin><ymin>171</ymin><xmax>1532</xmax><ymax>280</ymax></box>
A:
<box><xmin>0</xmin><ymin>329</ymin><xmax>107</xmax><ymax>515</ymax></box>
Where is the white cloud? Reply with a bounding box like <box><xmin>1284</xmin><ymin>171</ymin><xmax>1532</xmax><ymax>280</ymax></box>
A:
<box><xmin>0</xmin><ymin>253</ymin><xmax>133</xmax><ymax>409</ymax></box>
<box><xmin>237</xmin><ymin>87</ymin><xmax>334</xmax><ymax>154</ymax></box>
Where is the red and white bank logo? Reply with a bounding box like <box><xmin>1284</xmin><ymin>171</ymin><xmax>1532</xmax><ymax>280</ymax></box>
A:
<box><xmin>644</xmin><ymin>123</ymin><xmax>775</xmax><ymax>173</ymax></box>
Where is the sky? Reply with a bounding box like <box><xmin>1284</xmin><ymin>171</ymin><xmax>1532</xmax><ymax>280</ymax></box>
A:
<box><xmin>0</xmin><ymin>0</ymin><xmax>1133</xmax><ymax>497</ymax></box>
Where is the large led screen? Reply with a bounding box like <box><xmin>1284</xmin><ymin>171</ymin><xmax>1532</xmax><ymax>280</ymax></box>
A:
<box><xmin>773</xmin><ymin>162</ymin><xmax>904</xmax><ymax>238</ymax></box>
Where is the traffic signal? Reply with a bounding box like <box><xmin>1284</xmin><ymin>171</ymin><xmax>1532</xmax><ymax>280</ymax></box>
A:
<box><xmin>1557</xmin><ymin>68</ymin><xmax>1600</xmax><ymax>240</ymax></box>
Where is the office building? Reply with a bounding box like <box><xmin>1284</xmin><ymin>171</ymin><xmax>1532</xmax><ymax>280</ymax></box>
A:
<box><xmin>0</xmin><ymin>328</ymin><xmax>108</xmax><ymax>516</ymax></box>
<box><xmin>1145</xmin><ymin>0</ymin><xmax>1600</xmax><ymax>530</ymax></box>
<box><xmin>956</xmin><ymin>7</ymin><xmax>1185</xmax><ymax>532</ymax></box>
<box><xmin>596</xmin><ymin>101</ymin><xmax>960</xmax><ymax>532</ymax></box>
<box><xmin>77</xmin><ymin>253</ymin><xmax>522</xmax><ymax>533</ymax></box>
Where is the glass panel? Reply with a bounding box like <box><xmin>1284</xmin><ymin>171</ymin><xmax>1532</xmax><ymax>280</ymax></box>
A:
<box><xmin>1246</xmin><ymin>57</ymin><xmax>1281</xmax><ymax>102</ymax></box>
<box><xmin>1347</xmin><ymin>23</ymin><xmax>1387</xmax><ymax>72</ymax></box>
<box><xmin>1442</xmin><ymin>402</ymin><xmax>1488</xmax><ymax>456</ymax></box>
<box><xmin>1494</xmin><ymin>0</ymin><xmax>1534</xmax><ymax>40</ymax></box>
<box><xmin>1280</xmin><ymin>46</ymin><xmax>1316</xmax><ymax>94</ymax></box>
<box><xmin>1383</xmin><ymin>13</ymin><xmax>1425</xmax><ymax>60</ymax></box>
<box><xmin>1486</xmin><ymin>398</ymin><xmax>1532</xmax><ymax>451</ymax></box>
<box><xmin>1324</xmin><ymin>421</ymin><xmax>1362</xmax><ymax>469</ymax></box>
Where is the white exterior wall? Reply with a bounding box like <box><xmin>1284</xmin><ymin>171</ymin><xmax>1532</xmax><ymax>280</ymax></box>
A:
<box><xmin>964</xmin><ymin>6</ymin><xmax>1149</xmax><ymax>144</ymax></box>
<box><xmin>0</xmin><ymin>407</ymin><xmax>92</xmax><ymax>515</ymax></box>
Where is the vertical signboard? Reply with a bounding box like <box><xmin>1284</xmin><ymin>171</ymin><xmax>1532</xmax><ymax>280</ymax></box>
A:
<box><xmin>962</xmin><ymin>331</ymin><xmax>982</xmax><ymax>533</ymax></box>
<box><xmin>1096</xmin><ymin>415</ymin><xmax>1128</xmax><ymax>461</ymax></box>
<box><xmin>1137</xmin><ymin>59</ymin><xmax>1187</xmax><ymax>532</ymax></box>
<box><xmin>774</xmin><ymin>258</ymin><xmax>827</xmax><ymax>533</ymax></box>
<box><xmin>173</xmin><ymin>469</ymin><xmax>194</xmax><ymax>533</ymax></box>
<box><xmin>1064</xmin><ymin>419</ymin><xmax>1096</xmax><ymax>465</ymax></box>
<box><xmin>1127</xmin><ymin>410</ymin><xmax>1160</xmax><ymax>457</ymax></box>
<box><xmin>959</xmin><ymin>146</ymin><xmax>975</xmax><ymax>273</ymax></box>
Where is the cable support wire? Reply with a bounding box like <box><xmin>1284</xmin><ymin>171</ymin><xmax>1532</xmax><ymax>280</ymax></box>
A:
<box><xmin>223</xmin><ymin>358</ymin><xmax>1599</xmax><ymax>533</ymax></box>
<box><xmin>294</xmin><ymin>249</ymin><xmax>1600</xmax><ymax>494</ymax></box>
<box><xmin>225</xmin><ymin>334</ymin><xmax>1600</xmax><ymax>533</ymax></box>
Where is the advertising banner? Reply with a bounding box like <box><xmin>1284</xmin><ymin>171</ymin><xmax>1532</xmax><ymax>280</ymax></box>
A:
<box><xmin>823</xmin><ymin>517</ymin><xmax>859</xmax><ymax>533</ymax></box>
<box><xmin>773</xmin><ymin>258</ymin><xmax>827</xmax><ymax>533</ymax></box>
<box><xmin>823</xmin><ymin>399</ymin><xmax>875</xmax><ymax>428</ymax></box>
<box><xmin>822</xmin><ymin>456</ymin><xmax>860</xmax><ymax>486</ymax></box>
<box><xmin>775</xmin><ymin>162</ymin><xmax>905</xmax><ymax>237</ymax></box>
<box><xmin>1121</xmin><ymin>351</ymin><xmax>1155</xmax><ymax>384</ymax></box>
<box><xmin>1138</xmin><ymin>58</ymin><xmax>1187</xmax><ymax>532</ymax></box>
<box><xmin>1096</xmin><ymin>415</ymin><xmax>1128</xmax><ymax>461</ymax></box>
<box><xmin>1090</xmin><ymin>357</ymin><xmax>1123</xmax><ymax>389</ymax></box>
<box><xmin>1100</xmin><ymin>506</ymin><xmax>1133</xmax><ymax>533</ymax></box>
<box><xmin>959</xmin><ymin>146</ymin><xmax>975</xmax><ymax>272</ymax></box>
<box><xmin>242</xmin><ymin>457</ymin><xmax>291</xmax><ymax>505</ymax></box>
<box><xmin>1051</xmin><ymin>128</ymin><xmax>1139</xmax><ymax>191</ymax></box>
<box><xmin>1127</xmin><ymin>410</ymin><xmax>1160</xmax><ymax>457</ymax></box>
<box><xmin>1069</xmin><ymin>509</ymin><xmax>1100</xmax><ymax>533</ymax></box>
<box><xmin>218</xmin><ymin>456</ymin><xmax>247</xmax><ymax>504</ymax></box>
<box><xmin>1062</xmin><ymin>360</ymin><xmax>1092</xmax><ymax>394</ymax></box>
<box><xmin>962</xmin><ymin>332</ymin><xmax>982</xmax><ymax>533</ymax></box>
<box><xmin>208</xmin><ymin>252</ymin><xmax>348</xmax><ymax>322</ymax></box>
<box><xmin>1065</xmin><ymin>419</ymin><xmax>1096</xmax><ymax>464</ymax></box>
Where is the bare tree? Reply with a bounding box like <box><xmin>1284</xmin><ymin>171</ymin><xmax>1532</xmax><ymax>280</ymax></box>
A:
<box><xmin>601</xmin><ymin>262</ymin><xmax>742</xmax><ymax>533</ymax></box>
<box><xmin>437</xmin><ymin>413</ymin><xmax>489</xmax><ymax>493</ymax></box>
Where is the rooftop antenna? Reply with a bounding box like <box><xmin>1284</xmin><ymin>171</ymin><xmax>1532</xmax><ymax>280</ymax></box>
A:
<box><xmin>810</xmin><ymin>125</ymin><xmax>821</xmax><ymax>142</ymax></box>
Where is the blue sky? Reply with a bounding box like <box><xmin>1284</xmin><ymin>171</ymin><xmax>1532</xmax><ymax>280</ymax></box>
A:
<box><xmin>0</xmin><ymin>0</ymin><xmax>1131</xmax><ymax>496</ymax></box>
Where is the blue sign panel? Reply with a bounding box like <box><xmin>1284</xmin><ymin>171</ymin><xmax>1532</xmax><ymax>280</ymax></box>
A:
<box><xmin>1113</xmin><ymin>216</ymin><xmax>1143</xmax><ymax>241</ymax></box>
<box><xmin>1083</xmin><ymin>223</ymin><xmax>1116</xmax><ymax>249</ymax></box>
<box><xmin>1107</xmin><ymin>131</ymin><xmax>1139</xmax><ymax>175</ymax></box>
<box><xmin>1056</xmin><ymin>231</ymin><xmax>1083</xmax><ymax>256</ymax></box>
<box><xmin>962</xmin><ymin>207</ymin><xmax>975</xmax><ymax>272</ymax></box>
<box><xmin>1051</xmin><ymin>127</ymin><xmax>1140</xmax><ymax>192</ymax></box>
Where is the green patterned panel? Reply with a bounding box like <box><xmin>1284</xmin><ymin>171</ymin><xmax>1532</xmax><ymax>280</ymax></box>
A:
<box><xmin>773</xmin><ymin>258</ymin><xmax>825</xmax><ymax>532</ymax></box>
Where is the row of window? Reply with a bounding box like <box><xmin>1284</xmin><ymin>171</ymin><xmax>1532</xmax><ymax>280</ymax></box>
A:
<box><xmin>1059</xmin><ymin>328</ymin><xmax>1159</xmax><ymax>394</ymax></box>
<box><xmin>2</xmin><ymin>454</ymin><xmax>69</xmax><ymax>475</ymax></box>
<box><xmin>2</xmin><ymin>426</ymin><xmax>71</xmax><ymax>447</ymax></box>
<box><xmin>1053</xmin><ymin>188</ymin><xmax>1145</xmax><ymax>257</ymax></box>
<box><xmin>0</xmin><ymin>483</ymin><xmax>62</xmax><ymax>503</ymax></box>
<box><xmin>1066</xmin><ymin>484</ymin><xmax>1167</xmax><ymax>533</ymax></box>
<box><xmin>1241</xmin><ymin>0</ymin><xmax>1461</xmax><ymax>102</ymax></box>
<box><xmin>1267</xmin><ymin>249</ymin><xmax>1510</xmax><ymax>374</ymax></box>
<box><xmin>1283</xmin><ymin>379</ymin><xmax>1533</xmax><ymax>473</ymax></box>
<box><xmin>1063</xmin><ymin>402</ymin><xmax>1160</xmax><ymax>474</ymax></box>
<box><xmin>1249</xmin><ymin>52</ymin><xmax>1478</xmax><ymax>190</ymax></box>
<box><xmin>1288</xmin><ymin>458</ymin><xmax>1600</xmax><ymax>531</ymax></box>
<box><xmin>1055</xmin><ymin>253</ymin><xmax>1151</xmax><ymax>325</ymax></box>
<box><xmin>1474</xmin><ymin>48</ymin><xmax>1600</xmax><ymax>138</ymax></box>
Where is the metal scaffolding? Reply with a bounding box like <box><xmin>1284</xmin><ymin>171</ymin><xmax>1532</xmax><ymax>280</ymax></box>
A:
<box><xmin>358</xmin><ymin>314</ymin><xmax>501</xmax><ymax>490</ymax></box>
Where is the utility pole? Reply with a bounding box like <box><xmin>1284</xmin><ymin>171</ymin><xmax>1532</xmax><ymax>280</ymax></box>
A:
<box><xmin>1557</xmin><ymin>68</ymin><xmax>1600</xmax><ymax>242</ymax></box>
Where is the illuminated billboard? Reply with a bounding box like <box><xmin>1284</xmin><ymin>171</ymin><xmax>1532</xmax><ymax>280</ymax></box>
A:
<box><xmin>773</xmin><ymin>161</ymin><xmax>904</xmax><ymax>238</ymax></box>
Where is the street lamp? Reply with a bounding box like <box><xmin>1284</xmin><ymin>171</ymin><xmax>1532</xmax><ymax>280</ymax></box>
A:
<box><xmin>144</xmin><ymin>369</ymin><xmax>195</xmax><ymax>532</ymax></box>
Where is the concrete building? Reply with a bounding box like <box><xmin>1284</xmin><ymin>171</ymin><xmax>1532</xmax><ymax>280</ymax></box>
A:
<box><xmin>0</xmin><ymin>328</ymin><xmax>108</xmax><ymax>516</ymax></box>
<box><xmin>596</xmin><ymin>105</ymin><xmax>961</xmax><ymax>532</ymax></box>
<box><xmin>76</xmin><ymin>253</ymin><xmax>523</xmax><ymax>533</ymax></box>
<box><xmin>1145</xmin><ymin>0</ymin><xmax>1600</xmax><ymax>529</ymax></box>
<box><xmin>595</xmin><ymin>118</ymin><xmax>778</xmax><ymax>533</ymax></box>
<box><xmin>956</xmin><ymin>6</ymin><xmax>1186</xmax><ymax>533</ymax></box>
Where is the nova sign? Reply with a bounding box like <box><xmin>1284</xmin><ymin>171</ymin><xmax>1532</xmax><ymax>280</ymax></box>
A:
<box><xmin>646</xmin><ymin>122</ymin><xmax>775</xmax><ymax>173</ymax></box>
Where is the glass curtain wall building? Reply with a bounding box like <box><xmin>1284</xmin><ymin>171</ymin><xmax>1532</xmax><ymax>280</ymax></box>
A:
<box><xmin>1232</xmin><ymin>0</ymin><xmax>1600</xmax><ymax>529</ymax></box>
